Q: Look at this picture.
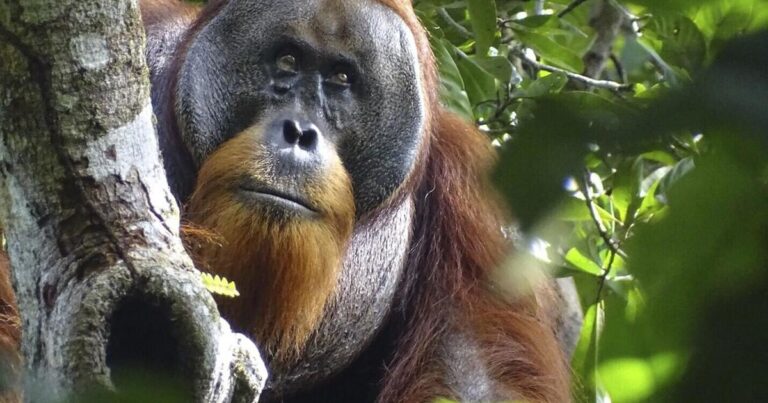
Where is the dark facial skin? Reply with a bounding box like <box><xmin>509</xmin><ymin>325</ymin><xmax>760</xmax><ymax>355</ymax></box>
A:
<box><xmin>176</xmin><ymin>0</ymin><xmax>426</xmax><ymax>214</ymax></box>
<box><xmin>144</xmin><ymin>1</ymin><xmax>571</xmax><ymax>400</ymax></box>
<box><xmin>160</xmin><ymin>0</ymin><xmax>428</xmax><ymax>397</ymax></box>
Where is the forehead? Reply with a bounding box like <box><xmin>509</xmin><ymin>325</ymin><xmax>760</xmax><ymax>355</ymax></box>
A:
<box><xmin>297</xmin><ymin>0</ymin><xmax>405</xmax><ymax>46</ymax></box>
<box><xmin>224</xmin><ymin>0</ymin><xmax>414</xmax><ymax>58</ymax></box>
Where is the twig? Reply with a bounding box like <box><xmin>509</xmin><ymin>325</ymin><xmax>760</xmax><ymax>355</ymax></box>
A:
<box><xmin>670</xmin><ymin>135</ymin><xmax>694</xmax><ymax>153</ymax></box>
<box><xmin>619</xmin><ymin>7</ymin><xmax>678</xmax><ymax>85</ymax></box>
<box><xmin>557</xmin><ymin>0</ymin><xmax>589</xmax><ymax>18</ymax></box>
<box><xmin>514</xmin><ymin>50</ymin><xmax>633</xmax><ymax>92</ymax></box>
<box><xmin>488</xmin><ymin>91</ymin><xmax>515</xmax><ymax>124</ymax></box>
<box><xmin>580</xmin><ymin>169</ymin><xmax>628</xmax><ymax>260</ymax></box>
<box><xmin>580</xmin><ymin>168</ymin><xmax>622</xmax><ymax>304</ymax></box>
<box><xmin>609</xmin><ymin>53</ymin><xmax>627</xmax><ymax>83</ymax></box>
<box><xmin>594</xmin><ymin>248</ymin><xmax>617</xmax><ymax>304</ymax></box>
<box><xmin>617</xmin><ymin>2</ymin><xmax>643</xmax><ymax>36</ymax></box>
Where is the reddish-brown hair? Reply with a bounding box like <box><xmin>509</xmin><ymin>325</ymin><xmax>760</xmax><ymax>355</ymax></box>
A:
<box><xmin>151</xmin><ymin>0</ymin><xmax>572</xmax><ymax>400</ymax></box>
<box><xmin>374</xmin><ymin>110</ymin><xmax>571</xmax><ymax>402</ymax></box>
<box><xmin>0</xmin><ymin>1</ymin><xmax>572</xmax><ymax>401</ymax></box>
<box><xmin>372</xmin><ymin>1</ymin><xmax>571</xmax><ymax>401</ymax></box>
<box><xmin>184</xmin><ymin>129</ymin><xmax>355</xmax><ymax>362</ymax></box>
<box><xmin>0</xmin><ymin>253</ymin><xmax>20</xmax><ymax>403</ymax></box>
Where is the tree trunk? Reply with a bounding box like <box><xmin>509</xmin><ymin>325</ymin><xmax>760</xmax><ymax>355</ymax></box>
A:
<box><xmin>0</xmin><ymin>0</ymin><xmax>266</xmax><ymax>401</ymax></box>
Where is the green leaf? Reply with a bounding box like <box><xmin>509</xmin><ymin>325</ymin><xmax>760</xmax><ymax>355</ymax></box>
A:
<box><xmin>517</xmin><ymin>72</ymin><xmax>568</xmax><ymax>98</ymax></box>
<box><xmin>634</xmin><ymin>38</ymin><xmax>679</xmax><ymax>85</ymax></box>
<box><xmin>466</xmin><ymin>0</ymin><xmax>497</xmax><ymax>55</ymax></box>
<box><xmin>510</xmin><ymin>14</ymin><xmax>551</xmax><ymax>28</ymax></box>
<box><xmin>200</xmin><ymin>272</ymin><xmax>240</xmax><ymax>298</ymax></box>
<box><xmin>454</xmin><ymin>48</ymin><xmax>497</xmax><ymax>106</ymax></box>
<box><xmin>692</xmin><ymin>1</ymin><xmax>765</xmax><ymax>55</ymax></box>
<box><xmin>432</xmin><ymin>39</ymin><xmax>474</xmax><ymax>120</ymax></box>
<box><xmin>555</xmin><ymin>91</ymin><xmax>633</xmax><ymax>131</ymax></box>
<box><xmin>699</xmin><ymin>7</ymin><xmax>751</xmax><ymax>39</ymax></box>
<box><xmin>515</xmin><ymin>30</ymin><xmax>584</xmax><ymax>71</ymax></box>
<box><xmin>656</xmin><ymin>156</ymin><xmax>695</xmax><ymax>200</ymax></box>
<box><xmin>570</xmin><ymin>302</ymin><xmax>597</xmax><ymax>372</ymax></box>
<box><xmin>639</xmin><ymin>166</ymin><xmax>671</xmax><ymax>199</ymax></box>
<box><xmin>565</xmin><ymin>247</ymin><xmax>604</xmax><ymax>276</ymax></box>
<box><xmin>627</xmin><ymin>0</ymin><xmax>724</xmax><ymax>13</ymax></box>
<box><xmin>610</xmin><ymin>138</ymin><xmax>768</xmax><ymax>380</ymax></box>
<box><xmin>648</xmin><ymin>14</ymin><xmax>707</xmax><ymax>73</ymax></box>
<box><xmin>468</xmin><ymin>55</ymin><xmax>517</xmax><ymax>82</ymax></box>
<box><xmin>556</xmin><ymin>198</ymin><xmax>593</xmax><ymax>222</ymax></box>
<box><xmin>493</xmin><ymin>100</ymin><xmax>590</xmax><ymax>228</ymax></box>
<box><xmin>598</xmin><ymin>357</ymin><xmax>658</xmax><ymax>402</ymax></box>
<box><xmin>611</xmin><ymin>158</ymin><xmax>643</xmax><ymax>223</ymax></box>
<box><xmin>571</xmin><ymin>302</ymin><xmax>602</xmax><ymax>401</ymax></box>
<box><xmin>636</xmin><ymin>165</ymin><xmax>672</xmax><ymax>217</ymax></box>
<box><xmin>640</xmin><ymin>150</ymin><xmax>677</xmax><ymax>165</ymax></box>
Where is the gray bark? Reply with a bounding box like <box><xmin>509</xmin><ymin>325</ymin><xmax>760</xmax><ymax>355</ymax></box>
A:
<box><xmin>0</xmin><ymin>0</ymin><xmax>266</xmax><ymax>401</ymax></box>
<box><xmin>581</xmin><ymin>0</ymin><xmax>624</xmax><ymax>83</ymax></box>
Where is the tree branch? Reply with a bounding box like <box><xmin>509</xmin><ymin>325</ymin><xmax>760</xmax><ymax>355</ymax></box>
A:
<box><xmin>0</xmin><ymin>0</ymin><xmax>266</xmax><ymax>400</ymax></box>
<box><xmin>557</xmin><ymin>0</ymin><xmax>589</xmax><ymax>18</ymax></box>
<box><xmin>514</xmin><ymin>50</ymin><xmax>633</xmax><ymax>92</ymax></box>
<box><xmin>580</xmin><ymin>0</ymin><xmax>624</xmax><ymax>84</ymax></box>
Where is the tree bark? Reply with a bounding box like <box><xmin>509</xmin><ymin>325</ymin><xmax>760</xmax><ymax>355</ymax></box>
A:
<box><xmin>0</xmin><ymin>0</ymin><xmax>266</xmax><ymax>401</ymax></box>
<box><xmin>581</xmin><ymin>0</ymin><xmax>624</xmax><ymax>83</ymax></box>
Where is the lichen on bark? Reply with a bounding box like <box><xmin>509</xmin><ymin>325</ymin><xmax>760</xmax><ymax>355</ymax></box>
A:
<box><xmin>0</xmin><ymin>0</ymin><xmax>267</xmax><ymax>401</ymax></box>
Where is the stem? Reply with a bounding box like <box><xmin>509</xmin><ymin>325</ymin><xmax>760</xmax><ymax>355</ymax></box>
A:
<box><xmin>514</xmin><ymin>50</ymin><xmax>633</xmax><ymax>92</ymax></box>
<box><xmin>558</xmin><ymin>0</ymin><xmax>590</xmax><ymax>18</ymax></box>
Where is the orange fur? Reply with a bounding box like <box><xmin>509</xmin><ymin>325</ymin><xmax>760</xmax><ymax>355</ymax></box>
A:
<box><xmin>183</xmin><ymin>127</ymin><xmax>355</xmax><ymax>362</ymax></box>
<box><xmin>0</xmin><ymin>2</ymin><xmax>572</xmax><ymax>402</ymax></box>
<box><xmin>139</xmin><ymin>0</ymin><xmax>199</xmax><ymax>28</ymax></box>
<box><xmin>376</xmin><ymin>111</ymin><xmax>571</xmax><ymax>403</ymax></box>
<box><xmin>0</xmin><ymin>253</ymin><xmax>20</xmax><ymax>403</ymax></box>
<box><xmin>171</xmin><ymin>0</ymin><xmax>571</xmax><ymax>400</ymax></box>
<box><xmin>366</xmin><ymin>2</ymin><xmax>573</xmax><ymax>397</ymax></box>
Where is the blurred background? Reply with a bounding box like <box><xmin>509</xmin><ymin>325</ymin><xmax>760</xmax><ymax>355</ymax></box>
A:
<box><xmin>413</xmin><ymin>0</ymin><xmax>768</xmax><ymax>401</ymax></box>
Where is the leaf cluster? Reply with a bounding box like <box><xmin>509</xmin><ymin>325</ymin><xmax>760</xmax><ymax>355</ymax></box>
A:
<box><xmin>415</xmin><ymin>0</ymin><xmax>768</xmax><ymax>401</ymax></box>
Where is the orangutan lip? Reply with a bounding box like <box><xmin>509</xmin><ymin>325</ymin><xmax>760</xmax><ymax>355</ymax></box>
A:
<box><xmin>238</xmin><ymin>184</ymin><xmax>317</xmax><ymax>213</ymax></box>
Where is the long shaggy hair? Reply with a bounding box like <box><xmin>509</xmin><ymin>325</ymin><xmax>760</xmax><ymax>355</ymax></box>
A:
<box><xmin>183</xmin><ymin>128</ymin><xmax>354</xmax><ymax>362</ymax></box>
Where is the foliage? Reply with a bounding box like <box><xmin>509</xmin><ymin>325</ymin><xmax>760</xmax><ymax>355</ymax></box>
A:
<box><xmin>200</xmin><ymin>272</ymin><xmax>240</xmax><ymax>298</ymax></box>
<box><xmin>414</xmin><ymin>0</ymin><xmax>768</xmax><ymax>401</ymax></box>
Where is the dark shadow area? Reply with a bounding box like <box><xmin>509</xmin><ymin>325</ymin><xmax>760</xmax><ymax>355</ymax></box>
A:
<box><xmin>104</xmin><ymin>296</ymin><xmax>192</xmax><ymax>403</ymax></box>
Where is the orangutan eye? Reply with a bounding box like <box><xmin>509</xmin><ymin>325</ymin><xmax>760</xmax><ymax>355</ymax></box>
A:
<box><xmin>276</xmin><ymin>53</ymin><xmax>298</xmax><ymax>73</ymax></box>
<box><xmin>328</xmin><ymin>70</ymin><xmax>352</xmax><ymax>86</ymax></box>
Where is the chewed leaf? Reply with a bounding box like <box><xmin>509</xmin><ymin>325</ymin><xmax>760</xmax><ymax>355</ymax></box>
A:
<box><xmin>200</xmin><ymin>272</ymin><xmax>240</xmax><ymax>298</ymax></box>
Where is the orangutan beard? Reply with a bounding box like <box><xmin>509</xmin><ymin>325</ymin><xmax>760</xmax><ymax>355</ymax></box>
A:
<box><xmin>182</xmin><ymin>130</ymin><xmax>355</xmax><ymax>362</ymax></box>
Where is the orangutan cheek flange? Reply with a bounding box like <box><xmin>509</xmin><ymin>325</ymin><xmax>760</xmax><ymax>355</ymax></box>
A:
<box><xmin>144</xmin><ymin>0</ymin><xmax>572</xmax><ymax>401</ymax></box>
